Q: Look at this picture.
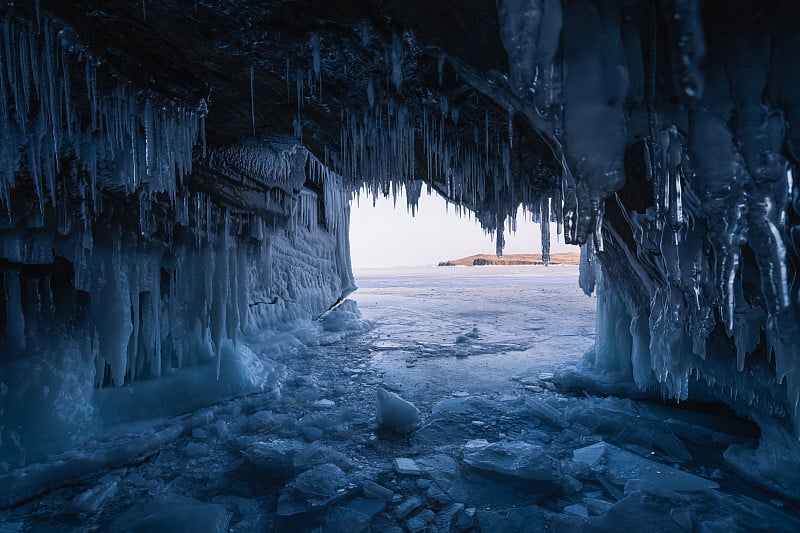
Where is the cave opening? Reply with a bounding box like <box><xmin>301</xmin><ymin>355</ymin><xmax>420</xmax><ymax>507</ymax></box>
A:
<box><xmin>3</xmin><ymin>0</ymin><xmax>800</xmax><ymax>530</ymax></box>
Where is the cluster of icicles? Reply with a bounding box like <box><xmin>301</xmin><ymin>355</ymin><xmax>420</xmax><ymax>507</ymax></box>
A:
<box><xmin>0</xmin><ymin>14</ymin><xmax>352</xmax><ymax>387</ymax></box>
<box><xmin>492</xmin><ymin>0</ymin><xmax>800</xmax><ymax>431</ymax></box>
<box><xmin>0</xmin><ymin>16</ymin><xmax>204</xmax><ymax>220</ymax></box>
<box><xmin>325</xmin><ymin>0</ymin><xmax>800</xmax><ymax>430</ymax></box>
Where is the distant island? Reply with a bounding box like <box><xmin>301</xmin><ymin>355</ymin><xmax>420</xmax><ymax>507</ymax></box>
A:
<box><xmin>438</xmin><ymin>253</ymin><xmax>580</xmax><ymax>267</ymax></box>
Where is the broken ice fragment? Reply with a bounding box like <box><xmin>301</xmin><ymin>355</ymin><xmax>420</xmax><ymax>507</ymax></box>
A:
<box><xmin>436</xmin><ymin>502</ymin><xmax>465</xmax><ymax>533</ymax></box>
<box><xmin>571</xmin><ymin>441</ymin><xmax>607</xmax><ymax>468</ymax></box>
<box><xmin>376</xmin><ymin>388</ymin><xmax>419</xmax><ymax>431</ymax></box>
<box><xmin>394</xmin><ymin>457</ymin><xmax>423</xmax><ymax>476</ymax></box>
<box><xmin>406</xmin><ymin>509</ymin><xmax>435</xmax><ymax>533</ymax></box>
<box><xmin>277</xmin><ymin>463</ymin><xmax>352</xmax><ymax>516</ymax></box>
<box><xmin>395</xmin><ymin>495</ymin><xmax>423</xmax><ymax>519</ymax></box>
<box><xmin>563</xmin><ymin>503</ymin><xmax>589</xmax><ymax>518</ymax></box>
<box><xmin>462</xmin><ymin>441</ymin><xmax>559</xmax><ymax>484</ymax></box>
<box><xmin>241</xmin><ymin>439</ymin><xmax>307</xmax><ymax>479</ymax></box>
<box><xmin>109</xmin><ymin>496</ymin><xmax>232</xmax><ymax>532</ymax></box>
<box><xmin>362</xmin><ymin>480</ymin><xmax>393</xmax><ymax>502</ymax></box>
<box><xmin>186</xmin><ymin>442</ymin><xmax>208</xmax><ymax>457</ymax></box>
<box><xmin>312</xmin><ymin>399</ymin><xmax>336</xmax><ymax>410</ymax></box>
<box><xmin>571</xmin><ymin>442</ymin><xmax>718</xmax><ymax>492</ymax></box>
<box><xmin>72</xmin><ymin>479</ymin><xmax>118</xmax><ymax>514</ymax></box>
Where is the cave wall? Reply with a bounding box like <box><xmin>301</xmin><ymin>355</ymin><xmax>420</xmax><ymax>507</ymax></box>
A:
<box><xmin>0</xmin><ymin>13</ymin><xmax>355</xmax><ymax>465</ymax></box>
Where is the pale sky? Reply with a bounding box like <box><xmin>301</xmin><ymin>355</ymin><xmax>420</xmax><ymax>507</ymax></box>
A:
<box><xmin>349</xmin><ymin>188</ymin><xmax>578</xmax><ymax>268</ymax></box>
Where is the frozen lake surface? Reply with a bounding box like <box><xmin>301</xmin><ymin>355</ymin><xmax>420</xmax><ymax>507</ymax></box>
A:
<box><xmin>2</xmin><ymin>266</ymin><xmax>799</xmax><ymax>532</ymax></box>
<box><xmin>354</xmin><ymin>265</ymin><xmax>595</xmax><ymax>406</ymax></box>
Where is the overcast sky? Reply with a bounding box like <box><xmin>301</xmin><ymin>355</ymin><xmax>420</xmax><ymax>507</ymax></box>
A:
<box><xmin>349</xmin><ymin>188</ymin><xmax>578</xmax><ymax>268</ymax></box>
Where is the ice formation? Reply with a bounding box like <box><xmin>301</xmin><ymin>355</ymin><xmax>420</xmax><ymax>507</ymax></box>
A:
<box><xmin>2</xmin><ymin>0</ymin><xmax>800</xmax><ymax>482</ymax></box>
<box><xmin>0</xmin><ymin>13</ymin><xmax>354</xmax><ymax>464</ymax></box>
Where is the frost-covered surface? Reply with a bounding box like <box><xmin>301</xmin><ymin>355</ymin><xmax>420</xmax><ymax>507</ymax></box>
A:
<box><xmin>1</xmin><ymin>267</ymin><xmax>798</xmax><ymax>531</ymax></box>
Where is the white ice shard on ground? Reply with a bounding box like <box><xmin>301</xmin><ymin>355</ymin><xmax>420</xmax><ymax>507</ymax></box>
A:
<box><xmin>376</xmin><ymin>387</ymin><xmax>420</xmax><ymax>431</ymax></box>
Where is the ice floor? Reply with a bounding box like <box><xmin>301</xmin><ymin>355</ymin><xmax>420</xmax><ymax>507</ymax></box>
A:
<box><xmin>1</xmin><ymin>266</ymin><xmax>799</xmax><ymax>532</ymax></box>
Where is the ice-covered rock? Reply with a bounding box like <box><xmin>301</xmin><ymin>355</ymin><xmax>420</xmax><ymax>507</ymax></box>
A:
<box><xmin>376</xmin><ymin>388</ymin><xmax>419</xmax><ymax>431</ymax></box>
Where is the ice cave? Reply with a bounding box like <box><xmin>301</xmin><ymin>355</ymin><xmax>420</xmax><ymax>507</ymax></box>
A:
<box><xmin>2</xmin><ymin>0</ymin><xmax>800</xmax><ymax>530</ymax></box>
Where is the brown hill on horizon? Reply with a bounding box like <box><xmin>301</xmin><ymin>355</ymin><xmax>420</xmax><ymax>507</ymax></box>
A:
<box><xmin>438</xmin><ymin>253</ymin><xmax>580</xmax><ymax>267</ymax></box>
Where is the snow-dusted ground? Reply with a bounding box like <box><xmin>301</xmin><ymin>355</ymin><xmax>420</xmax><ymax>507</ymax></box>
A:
<box><xmin>2</xmin><ymin>266</ymin><xmax>799</xmax><ymax>532</ymax></box>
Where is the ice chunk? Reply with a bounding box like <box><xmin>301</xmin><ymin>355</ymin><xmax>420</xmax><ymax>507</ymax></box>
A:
<box><xmin>277</xmin><ymin>463</ymin><xmax>353</xmax><ymax>516</ymax></box>
<box><xmin>564</xmin><ymin>503</ymin><xmax>589</xmax><ymax>518</ymax></box>
<box><xmin>186</xmin><ymin>442</ymin><xmax>208</xmax><ymax>457</ymax></box>
<box><xmin>394</xmin><ymin>457</ymin><xmax>423</xmax><ymax>476</ymax></box>
<box><xmin>72</xmin><ymin>478</ymin><xmax>119</xmax><ymax>514</ymax></box>
<box><xmin>109</xmin><ymin>496</ymin><xmax>232</xmax><ymax>532</ymax></box>
<box><xmin>435</xmin><ymin>502</ymin><xmax>466</xmax><ymax>533</ymax></box>
<box><xmin>362</xmin><ymin>480</ymin><xmax>393</xmax><ymax>501</ymax></box>
<box><xmin>241</xmin><ymin>439</ymin><xmax>308</xmax><ymax>479</ymax></box>
<box><xmin>571</xmin><ymin>441</ymin><xmax>607</xmax><ymax>468</ymax></box>
<box><xmin>462</xmin><ymin>441</ymin><xmax>559</xmax><ymax>484</ymax></box>
<box><xmin>312</xmin><ymin>399</ymin><xmax>336</xmax><ymax>410</ymax></box>
<box><xmin>572</xmin><ymin>442</ymin><xmax>718</xmax><ymax>492</ymax></box>
<box><xmin>406</xmin><ymin>509</ymin><xmax>435</xmax><ymax>533</ymax></box>
<box><xmin>376</xmin><ymin>388</ymin><xmax>419</xmax><ymax>431</ymax></box>
<box><xmin>324</xmin><ymin>497</ymin><xmax>387</xmax><ymax>532</ymax></box>
<box><xmin>395</xmin><ymin>495</ymin><xmax>423</xmax><ymax>519</ymax></box>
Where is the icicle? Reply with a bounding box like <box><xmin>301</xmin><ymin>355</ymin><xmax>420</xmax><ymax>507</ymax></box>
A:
<box><xmin>540</xmin><ymin>196</ymin><xmax>551</xmax><ymax>265</ymax></box>
<box><xmin>508</xmin><ymin>105</ymin><xmax>514</xmax><ymax>149</ymax></box>
<box><xmin>4</xmin><ymin>269</ymin><xmax>26</xmax><ymax>350</ymax></box>
<box><xmin>310</xmin><ymin>33</ymin><xmax>321</xmax><ymax>75</ymax></box>
<box><xmin>250</xmin><ymin>64</ymin><xmax>256</xmax><ymax>137</ymax></box>
<box><xmin>129</xmin><ymin>272</ymin><xmax>140</xmax><ymax>383</ymax></box>
<box><xmin>198</xmin><ymin>98</ymin><xmax>208</xmax><ymax>158</ymax></box>
<box><xmin>496</xmin><ymin>220</ymin><xmax>505</xmax><ymax>258</ymax></box>
<box><xmin>391</xmin><ymin>33</ymin><xmax>403</xmax><ymax>91</ymax></box>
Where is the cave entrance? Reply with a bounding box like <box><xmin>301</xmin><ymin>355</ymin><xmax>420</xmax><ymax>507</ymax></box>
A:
<box><xmin>348</xmin><ymin>186</ymin><xmax>593</xmax><ymax>402</ymax></box>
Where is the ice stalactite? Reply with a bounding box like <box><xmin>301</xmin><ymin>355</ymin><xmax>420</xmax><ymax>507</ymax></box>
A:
<box><xmin>522</xmin><ymin>0</ymin><xmax>800</xmax><ymax>441</ymax></box>
<box><xmin>562</xmin><ymin>0</ymin><xmax>627</xmax><ymax>245</ymax></box>
<box><xmin>0</xmin><ymin>17</ymin><xmax>200</xmax><ymax>219</ymax></box>
<box><xmin>0</xmin><ymin>10</ymin><xmax>356</xmax><ymax>466</ymax></box>
<box><xmin>0</xmin><ymin>134</ymin><xmax>355</xmax><ymax>465</ymax></box>
<box><xmin>250</xmin><ymin>64</ymin><xmax>256</xmax><ymax>137</ymax></box>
